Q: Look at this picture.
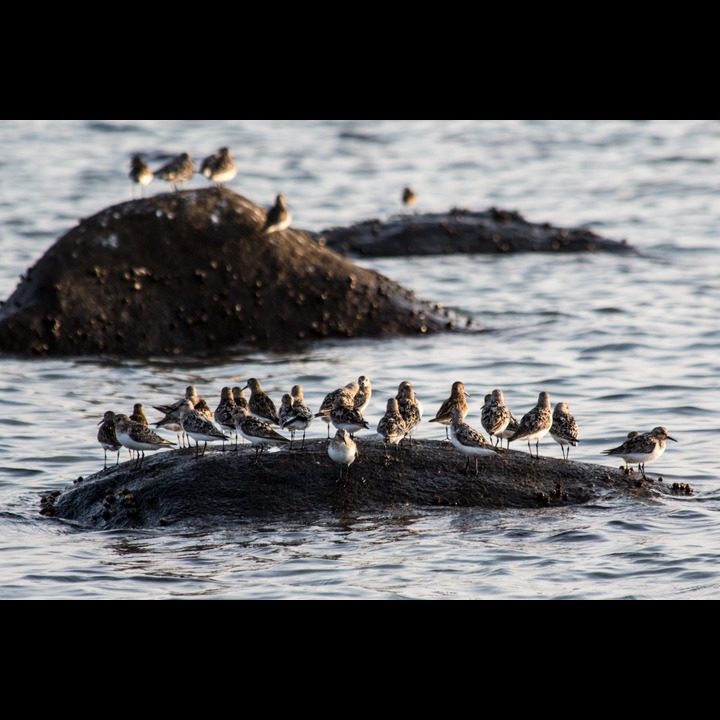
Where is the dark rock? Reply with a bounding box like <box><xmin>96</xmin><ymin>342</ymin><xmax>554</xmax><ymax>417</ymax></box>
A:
<box><xmin>318</xmin><ymin>207</ymin><xmax>640</xmax><ymax>257</ymax></box>
<box><xmin>41</xmin><ymin>438</ymin><xmax>678</xmax><ymax>530</ymax></box>
<box><xmin>0</xmin><ymin>188</ymin><xmax>475</xmax><ymax>358</ymax></box>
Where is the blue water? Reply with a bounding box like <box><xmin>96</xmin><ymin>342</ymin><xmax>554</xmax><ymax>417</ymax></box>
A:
<box><xmin>0</xmin><ymin>119</ymin><xmax>718</xmax><ymax>599</ymax></box>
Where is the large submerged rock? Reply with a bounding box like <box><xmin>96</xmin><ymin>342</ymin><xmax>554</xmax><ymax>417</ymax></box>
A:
<box><xmin>0</xmin><ymin>188</ymin><xmax>470</xmax><ymax>358</ymax></box>
<box><xmin>319</xmin><ymin>207</ymin><xmax>639</xmax><ymax>257</ymax></box>
<box><xmin>40</xmin><ymin>438</ymin><xmax>689</xmax><ymax>530</ymax></box>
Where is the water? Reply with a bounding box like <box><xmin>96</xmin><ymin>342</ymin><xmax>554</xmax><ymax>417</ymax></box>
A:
<box><xmin>0</xmin><ymin>119</ymin><xmax>718</xmax><ymax>600</ymax></box>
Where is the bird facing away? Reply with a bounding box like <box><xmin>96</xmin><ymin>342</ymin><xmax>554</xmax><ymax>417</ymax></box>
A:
<box><xmin>231</xmin><ymin>386</ymin><xmax>250</xmax><ymax>445</ymax></box>
<box><xmin>154</xmin><ymin>152</ymin><xmax>195</xmax><ymax>191</ymax></box>
<box><xmin>214</xmin><ymin>386</ymin><xmax>237</xmax><ymax>451</ymax></box>
<box><xmin>376</xmin><ymin>397</ymin><xmax>407</xmax><ymax>459</ymax></box>
<box><xmin>113</xmin><ymin>413</ymin><xmax>175</xmax><ymax>467</ymax></box>
<box><xmin>329</xmin><ymin>389</ymin><xmax>370</xmax><ymax>437</ymax></box>
<box><xmin>200</xmin><ymin>146</ymin><xmax>237</xmax><ymax>185</ymax></box>
<box><xmin>449</xmin><ymin>407</ymin><xmax>498</xmax><ymax>474</ymax></box>
<box><xmin>402</xmin><ymin>186</ymin><xmax>417</xmax><ymax>207</ymax></box>
<box><xmin>429</xmin><ymin>381</ymin><xmax>469</xmax><ymax>439</ymax></box>
<box><xmin>176</xmin><ymin>400</ymin><xmax>229</xmax><ymax>458</ymax></box>
<box><xmin>262</xmin><ymin>193</ymin><xmax>292</xmax><ymax>234</ymax></box>
<box><xmin>395</xmin><ymin>381</ymin><xmax>422</xmax><ymax>446</ymax></box>
<box><xmin>602</xmin><ymin>426</ymin><xmax>677</xmax><ymax>479</ymax></box>
<box><xmin>97</xmin><ymin>410</ymin><xmax>121</xmax><ymax>471</ymax></box>
<box><xmin>231</xmin><ymin>405</ymin><xmax>290</xmax><ymax>464</ymax></box>
<box><xmin>279</xmin><ymin>385</ymin><xmax>313</xmax><ymax>450</ymax></box>
<box><xmin>243</xmin><ymin>378</ymin><xmax>280</xmax><ymax>425</ymax></box>
<box><xmin>129</xmin><ymin>155</ymin><xmax>153</xmax><ymax>198</ymax></box>
<box><xmin>550</xmin><ymin>401</ymin><xmax>579</xmax><ymax>460</ymax></box>
<box><xmin>507</xmin><ymin>391</ymin><xmax>553</xmax><ymax>459</ymax></box>
<box><xmin>129</xmin><ymin>403</ymin><xmax>149</xmax><ymax>426</ymax></box>
<box><xmin>328</xmin><ymin>428</ymin><xmax>358</xmax><ymax>481</ymax></box>
<box><xmin>481</xmin><ymin>389</ymin><xmax>512</xmax><ymax>447</ymax></box>
<box><xmin>315</xmin><ymin>381</ymin><xmax>360</xmax><ymax>437</ymax></box>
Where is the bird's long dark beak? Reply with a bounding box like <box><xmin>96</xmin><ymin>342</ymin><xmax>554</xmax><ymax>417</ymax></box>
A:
<box><xmin>668</xmin><ymin>435</ymin><xmax>678</xmax><ymax>442</ymax></box>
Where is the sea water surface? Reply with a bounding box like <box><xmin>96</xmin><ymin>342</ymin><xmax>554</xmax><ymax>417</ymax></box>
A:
<box><xmin>0</xmin><ymin>119</ymin><xmax>718</xmax><ymax>600</ymax></box>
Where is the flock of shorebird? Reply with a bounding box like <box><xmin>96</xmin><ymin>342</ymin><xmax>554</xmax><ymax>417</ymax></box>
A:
<box><xmin>128</xmin><ymin>146</ymin><xmax>419</xmax><ymax>234</ymax></box>
<box><xmin>128</xmin><ymin>147</ymin><xmax>292</xmax><ymax>235</ymax></box>
<box><xmin>96</xmin><ymin>377</ymin><xmax>677</xmax><ymax>481</ymax></box>
<box><xmin>118</xmin><ymin>148</ymin><xmax>675</xmax><ymax>481</ymax></box>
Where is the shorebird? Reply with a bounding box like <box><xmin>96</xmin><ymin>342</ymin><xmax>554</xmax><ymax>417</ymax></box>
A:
<box><xmin>129</xmin><ymin>154</ymin><xmax>153</xmax><ymax>198</ymax></box>
<box><xmin>261</xmin><ymin>193</ymin><xmax>292</xmax><ymax>234</ymax></box>
<box><xmin>354</xmin><ymin>375</ymin><xmax>373</xmax><ymax>414</ymax></box>
<box><xmin>315</xmin><ymin>381</ymin><xmax>360</xmax><ymax>438</ymax></box>
<box><xmin>231</xmin><ymin>405</ymin><xmax>290</xmax><ymax>464</ymax></box>
<box><xmin>214</xmin><ymin>386</ymin><xmax>237</xmax><ymax>451</ymax></box>
<box><xmin>602</xmin><ymin>426</ymin><xmax>677</xmax><ymax>479</ymax></box>
<box><xmin>449</xmin><ymin>407</ymin><xmax>498</xmax><ymax>474</ymax></box>
<box><xmin>154</xmin><ymin>152</ymin><xmax>195</xmax><ymax>191</ymax></box>
<box><xmin>481</xmin><ymin>389</ymin><xmax>512</xmax><ymax>447</ymax></box>
<box><xmin>153</xmin><ymin>386</ymin><xmax>200</xmax><ymax>417</ymax></box>
<box><xmin>329</xmin><ymin>390</ymin><xmax>370</xmax><ymax>438</ymax></box>
<box><xmin>153</xmin><ymin>386</ymin><xmax>204</xmax><ymax>449</ymax></box>
<box><xmin>376</xmin><ymin>397</ymin><xmax>407</xmax><ymax>459</ymax></box>
<box><xmin>402</xmin><ymin>186</ymin><xmax>417</xmax><ymax>207</ymax></box>
<box><xmin>507</xmin><ymin>391</ymin><xmax>553</xmax><ymax>459</ymax></box>
<box><xmin>176</xmin><ymin>399</ymin><xmax>228</xmax><ymax>458</ymax></box>
<box><xmin>243</xmin><ymin>377</ymin><xmax>280</xmax><ymax>425</ymax></box>
<box><xmin>550</xmin><ymin>401</ymin><xmax>579</xmax><ymax>460</ymax></box>
<box><xmin>113</xmin><ymin>413</ymin><xmax>175</xmax><ymax>467</ymax></box>
<box><xmin>395</xmin><ymin>381</ymin><xmax>422</xmax><ymax>446</ymax></box>
<box><xmin>496</xmin><ymin>412</ymin><xmax>519</xmax><ymax>449</ymax></box>
<box><xmin>328</xmin><ymin>428</ymin><xmax>358</xmax><ymax>480</ymax></box>
<box><xmin>129</xmin><ymin>403</ymin><xmax>148</xmax><ymax>426</ymax></box>
<box><xmin>429</xmin><ymin>381</ymin><xmax>469</xmax><ymax>439</ymax></box>
<box><xmin>97</xmin><ymin>410</ymin><xmax>121</xmax><ymax>471</ymax></box>
<box><xmin>279</xmin><ymin>384</ymin><xmax>313</xmax><ymax>449</ymax></box>
<box><xmin>200</xmin><ymin>146</ymin><xmax>237</xmax><ymax>186</ymax></box>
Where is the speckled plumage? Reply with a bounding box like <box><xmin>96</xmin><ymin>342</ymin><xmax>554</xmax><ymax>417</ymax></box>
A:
<box><xmin>97</xmin><ymin>410</ymin><xmax>121</xmax><ymax>470</ymax></box>
<box><xmin>330</xmin><ymin>391</ymin><xmax>370</xmax><ymax>437</ymax></box>
<box><xmin>429</xmin><ymin>381</ymin><xmax>469</xmax><ymax>439</ymax></box>
<box><xmin>113</xmin><ymin>413</ymin><xmax>175</xmax><ymax>466</ymax></box>
<box><xmin>243</xmin><ymin>377</ymin><xmax>280</xmax><ymax>425</ymax></box>
<box><xmin>231</xmin><ymin>405</ymin><xmax>289</xmax><ymax>463</ymax></box>
<box><xmin>315</xmin><ymin>381</ymin><xmax>360</xmax><ymax>437</ymax></box>
<box><xmin>214</xmin><ymin>386</ymin><xmax>237</xmax><ymax>450</ymax></box>
<box><xmin>507</xmin><ymin>391</ymin><xmax>553</xmax><ymax>458</ymax></box>
<box><xmin>176</xmin><ymin>400</ymin><xmax>228</xmax><ymax>458</ymax></box>
<box><xmin>279</xmin><ymin>385</ymin><xmax>313</xmax><ymax>449</ymax></box>
<box><xmin>550</xmin><ymin>401</ymin><xmax>579</xmax><ymax>460</ymax></box>
<box><xmin>154</xmin><ymin>152</ymin><xmax>194</xmax><ymax>190</ymax></box>
<box><xmin>376</xmin><ymin>397</ymin><xmax>407</xmax><ymax>458</ymax></box>
<box><xmin>481</xmin><ymin>389</ymin><xmax>512</xmax><ymax>446</ymax></box>
<box><xmin>395</xmin><ymin>381</ymin><xmax>422</xmax><ymax>445</ymax></box>
<box><xmin>449</xmin><ymin>407</ymin><xmax>498</xmax><ymax>474</ymax></box>
<box><xmin>602</xmin><ymin>426</ymin><xmax>676</xmax><ymax>479</ymax></box>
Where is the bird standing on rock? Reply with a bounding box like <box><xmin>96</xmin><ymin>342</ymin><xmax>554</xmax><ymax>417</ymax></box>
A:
<box><xmin>328</xmin><ymin>428</ymin><xmax>358</xmax><ymax>480</ymax></box>
<box><xmin>602</xmin><ymin>426</ymin><xmax>676</xmax><ymax>479</ymax></box>
<box><xmin>429</xmin><ymin>381</ymin><xmax>469</xmax><ymax>439</ymax></box>
<box><xmin>507</xmin><ymin>391</ymin><xmax>553</xmax><ymax>459</ymax></box>
<box><xmin>262</xmin><ymin>193</ymin><xmax>292</xmax><ymax>234</ymax></box>
<box><xmin>154</xmin><ymin>152</ymin><xmax>195</xmax><ymax>191</ymax></box>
